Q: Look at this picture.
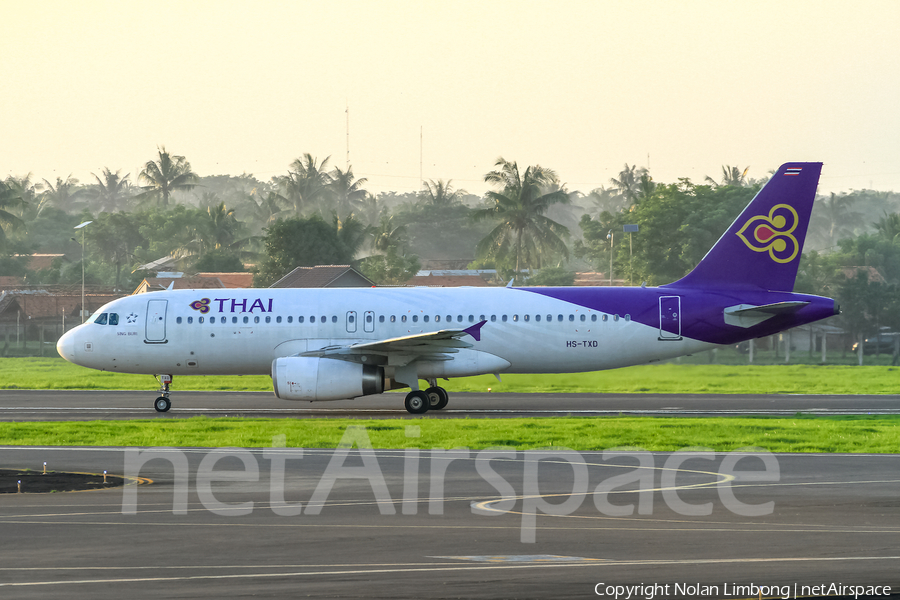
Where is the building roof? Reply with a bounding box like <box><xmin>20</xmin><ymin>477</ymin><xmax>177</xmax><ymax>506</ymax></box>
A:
<box><xmin>0</xmin><ymin>276</ymin><xmax>25</xmax><ymax>290</ymax></box>
<box><xmin>270</xmin><ymin>265</ymin><xmax>375</xmax><ymax>288</ymax></box>
<box><xmin>406</xmin><ymin>274</ymin><xmax>490</xmax><ymax>287</ymax></box>
<box><xmin>0</xmin><ymin>286</ymin><xmax>126</xmax><ymax>321</ymax></box>
<box><xmin>138</xmin><ymin>256</ymin><xmax>179</xmax><ymax>272</ymax></box>
<box><xmin>841</xmin><ymin>266</ymin><xmax>885</xmax><ymax>284</ymax></box>
<box><xmin>133</xmin><ymin>276</ymin><xmax>226</xmax><ymax>295</ymax></box>
<box><xmin>13</xmin><ymin>254</ymin><xmax>68</xmax><ymax>271</ymax></box>
<box><xmin>196</xmin><ymin>272</ymin><xmax>254</xmax><ymax>288</ymax></box>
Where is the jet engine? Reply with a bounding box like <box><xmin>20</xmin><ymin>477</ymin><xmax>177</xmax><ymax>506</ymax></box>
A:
<box><xmin>271</xmin><ymin>356</ymin><xmax>384</xmax><ymax>401</ymax></box>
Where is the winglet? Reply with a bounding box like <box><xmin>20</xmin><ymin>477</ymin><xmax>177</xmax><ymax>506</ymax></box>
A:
<box><xmin>463</xmin><ymin>320</ymin><xmax>487</xmax><ymax>341</ymax></box>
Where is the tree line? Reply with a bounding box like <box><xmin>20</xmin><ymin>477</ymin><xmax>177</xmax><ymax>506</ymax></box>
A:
<box><xmin>2</xmin><ymin>149</ymin><xmax>900</xmax><ymax>345</ymax></box>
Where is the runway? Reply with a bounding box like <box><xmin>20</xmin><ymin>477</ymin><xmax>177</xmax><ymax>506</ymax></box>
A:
<box><xmin>0</xmin><ymin>389</ymin><xmax>898</xmax><ymax>420</ymax></box>
<box><xmin>0</xmin><ymin>446</ymin><xmax>898</xmax><ymax>599</ymax></box>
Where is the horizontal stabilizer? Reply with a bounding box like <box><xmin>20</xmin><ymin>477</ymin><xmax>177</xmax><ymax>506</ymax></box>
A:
<box><xmin>723</xmin><ymin>301</ymin><xmax>809</xmax><ymax>328</ymax></box>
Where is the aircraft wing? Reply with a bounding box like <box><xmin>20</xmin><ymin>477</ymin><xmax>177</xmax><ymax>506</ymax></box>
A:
<box><xmin>299</xmin><ymin>320</ymin><xmax>487</xmax><ymax>366</ymax></box>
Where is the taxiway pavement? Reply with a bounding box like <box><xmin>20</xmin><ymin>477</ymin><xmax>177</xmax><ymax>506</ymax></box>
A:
<box><xmin>0</xmin><ymin>389</ymin><xmax>897</xmax><ymax>420</ymax></box>
<box><xmin>0</xmin><ymin>446</ymin><xmax>898</xmax><ymax>599</ymax></box>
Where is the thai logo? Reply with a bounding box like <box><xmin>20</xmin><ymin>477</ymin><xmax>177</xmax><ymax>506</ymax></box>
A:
<box><xmin>735</xmin><ymin>203</ymin><xmax>800</xmax><ymax>263</ymax></box>
<box><xmin>189</xmin><ymin>298</ymin><xmax>211</xmax><ymax>314</ymax></box>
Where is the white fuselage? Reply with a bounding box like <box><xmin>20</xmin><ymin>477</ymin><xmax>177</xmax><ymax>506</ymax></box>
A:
<box><xmin>57</xmin><ymin>287</ymin><xmax>713</xmax><ymax>380</ymax></box>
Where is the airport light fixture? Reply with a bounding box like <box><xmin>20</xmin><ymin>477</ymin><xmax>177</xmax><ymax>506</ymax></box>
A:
<box><xmin>74</xmin><ymin>221</ymin><xmax>92</xmax><ymax>323</ymax></box>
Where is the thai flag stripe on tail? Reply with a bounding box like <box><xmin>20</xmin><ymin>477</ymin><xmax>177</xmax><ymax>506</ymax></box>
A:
<box><xmin>785</xmin><ymin>167</ymin><xmax>802</xmax><ymax>176</ymax></box>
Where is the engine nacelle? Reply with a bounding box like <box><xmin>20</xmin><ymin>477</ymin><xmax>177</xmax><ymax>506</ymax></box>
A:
<box><xmin>271</xmin><ymin>356</ymin><xmax>384</xmax><ymax>401</ymax></box>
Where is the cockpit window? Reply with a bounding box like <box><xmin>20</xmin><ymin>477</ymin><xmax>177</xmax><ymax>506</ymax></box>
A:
<box><xmin>108</xmin><ymin>313</ymin><xmax>119</xmax><ymax>326</ymax></box>
<box><xmin>94</xmin><ymin>313</ymin><xmax>108</xmax><ymax>325</ymax></box>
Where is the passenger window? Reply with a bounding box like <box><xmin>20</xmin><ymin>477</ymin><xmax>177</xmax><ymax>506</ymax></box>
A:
<box><xmin>568</xmin><ymin>314</ymin><xmax>574</xmax><ymax>322</ymax></box>
<box><xmin>602</xmin><ymin>314</ymin><xmax>608</xmax><ymax>322</ymax></box>
<box><xmin>298</xmin><ymin>316</ymin><xmax>304</xmax><ymax>323</ymax></box>
<box><xmin>331</xmin><ymin>316</ymin><xmax>336</xmax><ymax>323</ymax></box>
<box><xmin>435</xmin><ymin>315</ymin><xmax>441</xmax><ymax>322</ymax></box>
<box><xmin>242</xmin><ymin>316</ymin><xmax>248</xmax><ymax>324</ymax></box>
<box><xmin>379</xmin><ymin>315</ymin><xmax>385</xmax><ymax>323</ymax></box>
<box><xmin>468</xmin><ymin>315</ymin><xmax>474</xmax><ymax>323</ymax></box>
<box><xmin>625</xmin><ymin>314</ymin><xmax>631</xmax><ymax>321</ymax></box>
<box><xmin>275</xmin><ymin>316</ymin><xmax>281</xmax><ymax>323</ymax></box>
<box><xmin>176</xmin><ymin>316</ymin><xmax>182</xmax><ymax>324</ymax></box>
<box><xmin>412</xmin><ymin>315</ymin><xmax>418</xmax><ymax>322</ymax></box>
<box><xmin>535</xmin><ymin>314</ymin><xmax>541</xmax><ymax>322</ymax></box>
<box><xmin>614</xmin><ymin>314</ymin><xmax>619</xmax><ymax>322</ymax></box>
<box><xmin>310</xmin><ymin>316</ymin><xmax>316</xmax><ymax>323</ymax></box>
<box><xmin>401</xmin><ymin>315</ymin><xmax>407</xmax><ymax>323</ymax></box>
<box><xmin>390</xmin><ymin>315</ymin><xmax>396</xmax><ymax>322</ymax></box>
<box><xmin>232</xmin><ymin>316</ymin><xmax>238</xmax><ymax>324</ymax></box>
<box><xmin>513</xmin><ymin>314</ymin><xmax>519</xmax><ymax>322</ymax></box>
<box><xmin>457</xmin><ymin>315</ymin><xmax>463</xmax><ymax>322</ymax></box>
<box><xmin>254</xmin><ymin>316</ymin><xmax>260</xmax><ymax>324</ymax></box>
<box><xmin>423</xmin><ymin>315</ymin><xmax>429</xmax><ymax>323</ymax></box>
<box><xmin>557</xmin><ymin>314</ymin><xmax>563</xmax><ymax>322</ymax></box>
<box><xmin>95</xmin><ymin>313</ymin><xmax>108</xmax><ymax>325</ymax></box>
<box><xmin>502</xmin><ymin>315</ymin><xmax>508</xmax><ymax>322</ymax></box>
<box><xmin>547</xmin><ymin>314</ymin><xmax>552</xmax><ymax>322</ymax></box>
<box><xmin>366</xmin><ymin>314</ymin><xmax>373</xmax><ymax>323</ymax></box>
<box><xmin>479</xmin><ymin>314</ymin><xmax>485</xmax><ymax>321</ymax></box>
<box><xmin>348</xmin><ymin>315</ymin><xmax>355</xmax><ymax>323</ymax></box>
<box><xmin>188</xmin><ymin>316</ymin><xmax>193</xmax><ymax>324</ymax></box>
<box><xmin>490</xmin><ymin>315</ymin><xmax>496</xmax><ymax>322</ymax></box>
<box><xmin>580</xmin><ymin>314</ymin><xmax>586</xmax><ymax>322</ymax></box>
<box><xmin>199</xmin><ymin>316</ymin><xmax>204</xmax><ymax>324</ymax></box>
<box><xmin>210</xmin><ymin>316</ymin><xmax>216</xmax><ymax>324</ymax></box>
<box><xmin>524</xmin><ymin>314</ymin><xmax>530</xmax><ymax>322</ymax></box>
<box><xmin>108</xmin><ymin>313</ymin><xmax>119</xmax><ymax>325</ymax></box>
<box><xmin>591</xmin><ymin>314</ymin><xmax>597</xmax><ymax>322</ymax></box>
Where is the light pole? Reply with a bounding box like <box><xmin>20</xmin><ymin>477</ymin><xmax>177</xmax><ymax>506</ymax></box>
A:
<box><xmin>623</xmin><ymin>224</ymin><xmax>639</xmax><ymax>285</ymax></box>
<box><xmin>606</xmin><ymin>230</ymin><xmax>614</xmax><ymax>286</ymax></box>
<box><xmin>74</xmin><ymin>221</ymin><xmax>92</xmax><ymax>323</ymax></box>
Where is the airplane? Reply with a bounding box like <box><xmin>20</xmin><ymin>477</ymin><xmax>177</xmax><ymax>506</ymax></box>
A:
<box><xmin>57</xmin><ymin>162</ymin><xmax>838</xmax><ymax>414</ymax></box>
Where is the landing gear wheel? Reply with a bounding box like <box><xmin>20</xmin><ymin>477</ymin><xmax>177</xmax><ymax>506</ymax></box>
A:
<box><xmin>154</xmin><ymin>396</ymin><xmax>171</xmax><ymax>413</ymax></box>
<box><xmin>425</xmin><ymin>386</ymin><xmax>449</xmax><ymax>410</ymax></box>
<box><xmin>404</xmin><ymin>390</ymin><xmax>430</xmax><ymax>414</ymax></box>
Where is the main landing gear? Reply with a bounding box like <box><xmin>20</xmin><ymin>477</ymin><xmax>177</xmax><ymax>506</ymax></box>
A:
<box><xmin>403</xmin><ymin>381</ymin><xmax>450</xmax><ymax>415</ymax></box>
<box><xmin>154</xmin><ymin>374</ymin><xmax>172</xmax><ymax>412</ymax></box>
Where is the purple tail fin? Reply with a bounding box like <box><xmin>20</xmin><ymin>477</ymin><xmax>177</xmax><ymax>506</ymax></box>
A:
<box><xmin>668</xmin><ymin>162</ymin><xmax>822</xmax><ymax>291</ymax></box>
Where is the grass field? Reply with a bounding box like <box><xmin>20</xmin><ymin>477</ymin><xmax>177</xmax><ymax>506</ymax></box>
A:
<box><xmin>1</xmin><ymin>415</ymin><xmax>898</xmax><ymax>453</ymax></box>
<box><xmin>2</xmin><ymin>357</ymin><xmax>898</xmax><ymax>395</ymax></box>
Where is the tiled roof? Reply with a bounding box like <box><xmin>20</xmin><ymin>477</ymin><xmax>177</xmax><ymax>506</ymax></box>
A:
<box><xmin>270</xmin><ymin>266</ymin><xmax>374</xmax><ymax>288</ymax></box>
<box><xmin>196</xmin><ymin>272</ymin><xmax>254</xmax><ymax>288</ymax></box>
<box><xmin>406</xmin><ymin>275</ymin><xmax>490</xmax><ymax>287</ymax></box>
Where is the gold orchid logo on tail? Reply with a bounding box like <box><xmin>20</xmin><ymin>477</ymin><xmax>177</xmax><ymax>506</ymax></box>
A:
<box><xmin>735</xmin><ymin>204</ymin><xmax>800</xmax><ymax>263</ymax></box>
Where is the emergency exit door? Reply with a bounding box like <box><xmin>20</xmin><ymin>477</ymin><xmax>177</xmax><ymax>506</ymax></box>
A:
<box><xmin>659</xmin><ymin>296</ymin><xmax>682</xmax><ymax>340</ymax></box>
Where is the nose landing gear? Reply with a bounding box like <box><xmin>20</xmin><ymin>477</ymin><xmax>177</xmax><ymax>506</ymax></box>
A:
<box><xmin>154</xmin><ymin>374</ymin><xmax>173</xmax><ymax>412</ymax></box>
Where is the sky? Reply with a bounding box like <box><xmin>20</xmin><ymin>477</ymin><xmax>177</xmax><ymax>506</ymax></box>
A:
<box><xmin>2</xmin><ymin>0</ymin><xmax>900</xmax><ymax>197</ymax></box>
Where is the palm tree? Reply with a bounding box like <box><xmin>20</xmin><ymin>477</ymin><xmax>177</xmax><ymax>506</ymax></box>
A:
<box><xmin>372</xmin><ymin>214</ymin><xmax>408</xmax><ymax>254</ymax></box>
<box><xmin>420</xmin><ymin>179</ymin><xmax>464</xmax><ymax>207</ymax></box>
<box><xmin>810</xmin><ymin>192</ymin><xmax>864</xmax><ymax>249</ymax></box>
<box><xmin>0</xmin><ymin>181</ymin><xmax>25</xmax><ymax>247</ymax></box>
<box><xmin>41</xmin><ymin>175</ymin><xmax>86</xmax><ymax>212</ymax></box>
<box><xmin>279</xmin><ymin>154</ymin><xmax>332</xmax><ymax>216</ymax></box>
<box><xmin>705</xmin><ymin>165</ymin><xmax>750</xmax><ymax>187</ymax></box>
<box><xmin>137</xmin><ymin>146</ymin><xmax>199</xmax><ymax>207</ymax></box>
<box><xmin>874</xmin><ymin>211</ymin><xmax>900</xmax><ymax>244</ymax></box>
<box><xmin>87</xmin><ymin>168</ymin><xmax>131</xmax><ymax>213</ymax></box>
<box><xmin>472</xmin><ymin>157</ymin><xmax>571</xmax><ymax>278</ymax></box>
<box><xmin>248</xmin><ymin>191</ymin><xmax>289</xmax><ymax>230</ymax></box>
<box><xmin>328</xmin><ymin>165</ymin><xmax>368</xmax><ymax>217</ymax></box>
<box><xmin>610</xmin><ymin>164</ymin><xmax>651</xmax><ymax>205</ymax></box>
<box><xmin>333</xmin><ymin>212</ymin><xmax>369</xmax><ymax>260</ymax></box>
<box><xmin>5</xmin><ymin>174</ymin><xmax>43</xmax><ymax>220</ymax></box>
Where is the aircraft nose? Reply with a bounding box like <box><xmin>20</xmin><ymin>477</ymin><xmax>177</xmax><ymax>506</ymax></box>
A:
<box><xmin>57</xmin><ymin>329</ymin><xmax>76</xmax><ymax>362</ymax></box>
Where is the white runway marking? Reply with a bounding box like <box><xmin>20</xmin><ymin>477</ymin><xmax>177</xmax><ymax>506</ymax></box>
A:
<box><xmin>2</xmin><ymin>555</ymin><xmax>899</xmax><ymax>588</ymax></box>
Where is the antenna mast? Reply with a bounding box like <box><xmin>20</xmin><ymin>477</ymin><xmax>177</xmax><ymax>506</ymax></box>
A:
<box><xmin>345</xmin><ymin>103</ymin><xmax>350</xmax><ymax>169</ymax></box>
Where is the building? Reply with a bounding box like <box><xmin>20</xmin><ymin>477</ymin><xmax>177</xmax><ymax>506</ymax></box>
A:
<box><xmin>270</xmin><ymin>265</ymin><xmax>374</xmax><ymax>288</ymax></box>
